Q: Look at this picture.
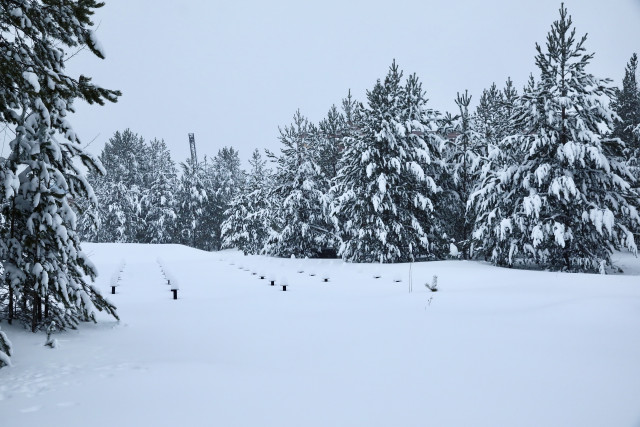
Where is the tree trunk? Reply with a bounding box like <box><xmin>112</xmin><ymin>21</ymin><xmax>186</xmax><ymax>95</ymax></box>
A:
<box><xmin>31</xmin><ymin>294</ymin><xmax>40</xmax><ymax>333</ymax></box>
<box><xmin>8</xmin><ymin>285</ymin><xmax>13</xmax><ymax>325</ymax></box>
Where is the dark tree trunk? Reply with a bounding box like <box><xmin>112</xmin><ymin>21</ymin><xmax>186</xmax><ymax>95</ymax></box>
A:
<box><xmin>8</xmin><ymin>286</ymin><xmax>13</xmax><ymax>325</ymax></box>
<box><xmin>31</xmin><ymin>294</ymin><xmax>40</xmax><ymax>333</ymax></box>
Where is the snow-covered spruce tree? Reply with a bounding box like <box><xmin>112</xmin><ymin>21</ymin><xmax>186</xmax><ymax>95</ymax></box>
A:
<box><xmin>333</xmin><ymin>61</ymin><xmax>444</xmax><ymax>263</ymax></box>
<box><xmin>0</xmin><ymin>0</ymin><xmax>120</xmax><ymax>330</ymax></box>
<box><xmin>173</xmin><ymin>159</ymin><xmax>209</xmax><ymax>250</ymax></box>
<box><xmin>141</xmin><ymin>138</ymin><xmax>177</xmax><ymax>243</ymax></box>
<box><xmin>221</xmin><ymin>149</ymin><xmax>272</xmax><ymax>254</ymax></box>
<box><xmin>470</xmin><ymin>5</ymin><xmax>640</xmax><ymax>271</ymax></box>
<box><xmin>265</xmin><ymin>110</ymin><xmax>335</xmax><ymax>258</ymax></box>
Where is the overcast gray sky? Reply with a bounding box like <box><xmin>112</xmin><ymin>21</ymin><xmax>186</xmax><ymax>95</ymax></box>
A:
<box><xmin>68</xmin><ymin>0</ymin><xmax>640</xmax><ymax>166</ymax></box>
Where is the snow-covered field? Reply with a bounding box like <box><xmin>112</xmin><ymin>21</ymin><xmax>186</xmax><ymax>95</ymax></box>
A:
<box><xmin>1</xmin><ymin>243</ymin><xmax>639</xmax><ymax>427</ymax></box>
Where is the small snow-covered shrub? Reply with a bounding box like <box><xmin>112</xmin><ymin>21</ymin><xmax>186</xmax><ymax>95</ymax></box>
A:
<box><xmin>426</xmin><ymin>275</ymin><xmax>438</xmax><ymax>292</ymax></box>
<box><xmin>44</xmin><ymin>321</ymin><xmax>58</xmax><ymax>349</ymax></box>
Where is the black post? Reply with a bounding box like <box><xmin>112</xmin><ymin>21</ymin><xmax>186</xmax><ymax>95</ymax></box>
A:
<box><xmin>282</xmin><ymin>285</ymin><xmax>287</xmax><ymax>291</ymax></box>
<box><xmin>172</xmin><ymin>289</ymin><xmax>178</xmax><ymax>300</ymax></box>
<box><xmin>270</xmin><ymin>280</ymin><xmax>275</xmax><ymax>286</ymax></box>
<box><xmin>323</xmin><ymin>278</ymin><xmax>329</xmax><ymax>282</ymax></box>
<box><xmin>111</xmin><ymin>286</ymin><xmax>116</xmax><ymax>294</ymax></box>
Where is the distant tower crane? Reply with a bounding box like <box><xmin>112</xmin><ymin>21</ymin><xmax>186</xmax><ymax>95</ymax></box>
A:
<box><xmin>188</xmin><ymin>133</ymin><xmax>198</xmax><ymax>166</ymax></box>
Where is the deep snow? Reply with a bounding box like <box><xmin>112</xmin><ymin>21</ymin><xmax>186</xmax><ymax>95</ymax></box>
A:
<box><xmin>1</xmin><ymin>243</ymin><xmax>639</xmax><ymax>427</ymax></box>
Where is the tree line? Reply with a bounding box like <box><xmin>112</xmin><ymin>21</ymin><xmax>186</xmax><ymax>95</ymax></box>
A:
<box><xmin>223</xmin><ymin>5</ymin><xmax>640</xmax><ymax>272</ymax></box>
<box><xmin>86</xmin><ymin>6</ymin><xmax>640</xmax><ymax>274</ymax></box>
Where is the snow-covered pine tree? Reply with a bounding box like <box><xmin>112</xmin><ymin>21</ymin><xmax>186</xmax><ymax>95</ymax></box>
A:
<box><xmin>173</xmin><ymin>159</ymin><xmax>209</xmax><ymax>249</ymax></box>
<box><xmin>475</xmin><ymin>84</ymin><xmax>504</xmax><ymax>147</ymax></box>
<box><xmin>221</xmin><ymin>149</ymin><xmax>272</xmax><ymax>254</ymax></box>
<box><xmin>325</xmin><ymin>91</ymin><xmax>364</xmax><ymax>247</ymax></box>
<box><xmin>500</xmin><ymin>77</ymin><xmax>520</xmax><ymax>141</ymax></box>
<box><xmin>333</xmin><ymin>61</ymin><xmax>444</xmax><ymax>263</ymax></box>
<box><xmin>470</xmin><ymin>4</ymin><xmax>640</xmax><ymax>271</ymax></box>
<box><xmin>264</xmin><ymin>110</ymin><xmax>335</xmax><ymax>258</ymax></box>
<box><xmin>206</xmin><ymin>147</ymin><xmax>245</xmax><ymax>251</ymax></box>
<box><xmin>611</xmin><ymin>53</ymin><xmax>640</xmax><ymax>190</ymax></box>
<box><xmin>611</xmin><ymin>53</ymin><xmax>640</xmax><ymax>154</ymax></box>
<box><xmin>444</xmin><ymin>90</ymin><xmax>486</xmax><ymax>258</ymax></box>
<box><xmin>141</xmin><ymin>138</ymin><xmax>177</xmax><ymax>243</ymax></box>
<box><xmin>0</xmin><ymin>0</ymin><xmax>120</xmax><ymax>330</ymax></box>
<box><xmin>317</xmin><ymin>105</ymin><xmax>346</xmax><ymax>182</ymax></box>
<box><xmin>91</xmin><ymin>129</ymin><xmax>147</xmax><ymax>243</ymax></box>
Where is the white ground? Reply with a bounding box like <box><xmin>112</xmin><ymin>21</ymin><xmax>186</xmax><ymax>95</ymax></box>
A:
<box><xmin>1</xmin><ymin>243</ymin><xmax>639</xmax><ymax>427</ymax></box>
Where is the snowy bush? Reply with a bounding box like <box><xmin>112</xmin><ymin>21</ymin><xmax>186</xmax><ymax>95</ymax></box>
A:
<box><xmin>44</xmin><ymin>321</ymin><xmax>58</xmax><ymax>349</ymax></box>
<box><xmin>426</xmin><ymin>275</ymin><xmax>438</xmax><ymax>292</ymax></box>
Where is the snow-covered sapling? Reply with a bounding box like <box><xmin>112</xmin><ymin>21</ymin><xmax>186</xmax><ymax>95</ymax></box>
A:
<box><xmin>0</xmin><ymin>327</ymin><xmax>12</xmax><ymax>368</ymax></box>
<box><xmin>449</xmin><ymin>242</ymin><xmax>460</xmax><ymax>259</ymax></box>
<box><xmin>426</xmin><ymin>275</ymin><xmax>438</xmax><ymax>292</ymax></box>
<box><xmin>44</xmin><ymin>321</ymin><xmax>58</xmax><ymax>349</ymax></box>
